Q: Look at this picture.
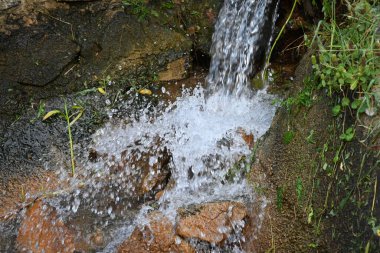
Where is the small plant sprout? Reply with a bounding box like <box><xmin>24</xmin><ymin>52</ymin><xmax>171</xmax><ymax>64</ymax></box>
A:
<box><xmin>97</xmin><ymin>75</ymin><xmax>113</xmax><ymax>95</ymax></box>
<box><xmin>306</xmin><ymin>130</ymin><xmax>316</xmax><ymax>144</ymax></box>
<box><xmin>43</xmin><ymin>100</ymin><xmax>84</xmax><ymax>177</ymax></box>
<box><xmin>283</xmin><ymin>130</ymin><xmax>295</xmax><ymax>144</ymax></box>
<box><xmin>30</xmin><ymin>101</ymin><xmax>46</xmax><ymax>123</ymax></box>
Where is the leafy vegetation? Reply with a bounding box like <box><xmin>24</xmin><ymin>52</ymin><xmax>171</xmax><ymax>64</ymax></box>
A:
<box><xmin>271</xmin><ymin>0</ymin><xmax>379</xmax><ymax>250</ymax></box>
<box><xmin>302</xmin><ymin>0</ymin><xmax>380</xmax><ymax>251</ymax></box>
<box><xmin>123</xmin><ymin>0</ymin><xmax>151</xmax><ymax>21</ymax></box>
<box><xmin>308</xmin><ymin>0</ymin><xmax>380</xmax><ymax>117</ymax></box>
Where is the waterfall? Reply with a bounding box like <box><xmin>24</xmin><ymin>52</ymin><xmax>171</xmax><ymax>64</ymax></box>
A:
<box><xmin>207</xmin><ymin>0</ymin><xmax>279</xmax><ymax>96</ymax></box>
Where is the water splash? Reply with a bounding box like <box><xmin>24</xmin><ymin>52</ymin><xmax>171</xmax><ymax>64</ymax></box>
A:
<box><xmin>207</xmin><ymin>0</ymin><xmax>279</xmax><ymax>96</ymax></box>
<box><xmin>87</xmin><ymin>84</ymin><xmax>277</xmax><ymax>251</ymax></box>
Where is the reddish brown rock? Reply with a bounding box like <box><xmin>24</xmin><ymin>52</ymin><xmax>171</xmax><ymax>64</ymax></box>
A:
<box><xmin>118</xmin><ymin>211</ymin><xmax>194</xmax><ymax>253</ymax></box>
<box><xmin>176</xmin><ymin>202</ymin><xmax>247</xmax><ymax>244</ymax></box>
<box><xmin>17</xmin><ymin>200</ymin><xmax>76</xmax><ymax>253</ymax></box>
<box><xmin>237</xmin><ymin>128</ymin><xmax>255</xmax><ymax>149</ymax></box>
<box><xmin>0</xmin><ymin>171</ymin><xmax>60</xmax><ymax>220</ymax></box>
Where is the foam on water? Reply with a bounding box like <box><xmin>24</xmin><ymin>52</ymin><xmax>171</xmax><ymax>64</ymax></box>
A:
<box><xmin>92</xmin><ymin>86</ymin><xmax>275</xmax><ymax>200</ymax></box>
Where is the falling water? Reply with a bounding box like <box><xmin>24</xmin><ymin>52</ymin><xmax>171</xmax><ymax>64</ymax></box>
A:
<box><xmin>207</xmin><ymin>0</ymin><xmax>279</xmax><ymax>96</ymax></box>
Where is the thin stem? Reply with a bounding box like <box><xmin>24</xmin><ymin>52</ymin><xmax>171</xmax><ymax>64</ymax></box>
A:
<box><xmin>64</xmin><ymin>101</ymin><xmax>75</xmax><ymax>177</ymax></box>
<box><xmin>266</xmin><ymin>0</ymin><xmax>299</xmax><ymax>65</ymax></box>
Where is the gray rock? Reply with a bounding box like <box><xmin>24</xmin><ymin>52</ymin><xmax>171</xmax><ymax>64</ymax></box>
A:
<box><xmin>0</xmin><ymin>0</ymin><xmax>20</xmax><ymax>11</ymax></box>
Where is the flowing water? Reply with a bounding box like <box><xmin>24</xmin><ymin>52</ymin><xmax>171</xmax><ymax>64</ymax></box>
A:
<box><xmin>2</xmin><ymin>0</ymin><xmax>280</xmax><ymax>252</ymax></box>
<box><xmin>207</xmin><ymin>0</ymin><xmax>279</xmax><ymax>96</ymax></box>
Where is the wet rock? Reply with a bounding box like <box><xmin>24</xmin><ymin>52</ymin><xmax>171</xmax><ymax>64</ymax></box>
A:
<box><xmin>110</xmin><ymin>143</ymin><xmax>172</xmax><ymax>196</ymax></box>
<box><xmin>244</xmin><ymin>52</ymin><xmax>333</xmax><ymax>252</ymax></box>
<box><xmin>0</xmin><ymin>0</ymin><xmax>20</xmax><ymax>10</ymax></box>
<box><xmin>0</xmin><ymin>171</ymin><xmax>60</xmax><ymax>218</ymax></box>
<box><xmin>177</xmin><ymin>201</ymin><xmax>247</xmax><ymax>244</ymax></box>
<box><xmin>118</xmin><ymin>211</ymin><xmax>194</xmax><ymax>253</ymax></box>
<box><xmin>237</xmin><ymin>128</ymin><xmax>255</xmax><ymax>149</ymax></box>
<box><xmin>3</xmin><ymin>32</ymin><xmax>80</xmax><ymax>86</ymax></box>
<box><xmin>174</xmin><ymin>0</ymin><xmax>223</xmax><ymax>55</ymax></box>
<box><xmin>158</xmin><ymin>57</ymin><xmax>189</xmax><ymax>81</ymax></box>
<box><xmin>17</xmin><ymin>200</ymin><xmax>76</xmax><ymax>253</ymax></box>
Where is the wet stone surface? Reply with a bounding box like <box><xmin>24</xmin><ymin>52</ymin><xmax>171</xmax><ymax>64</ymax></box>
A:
<box><xmin>17</xmin><ymin>200</ymin><xmax>76</xmax><ymax>253</ymax></box>
<box><xmin>176</xmin><ymin>201</ymin><xmax>247</xmax><ymax>245</ymax></box>
<box><xmin>118</xmin><ymin>211</ymin><xmax>194</xmax><ymax>253</ymax></box>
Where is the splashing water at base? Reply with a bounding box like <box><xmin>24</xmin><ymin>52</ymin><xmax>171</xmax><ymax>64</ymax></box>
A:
<box><xmin>85</xmin><ymin>84</ymin><xmax>277</xmax><ymax>251</ymax></box>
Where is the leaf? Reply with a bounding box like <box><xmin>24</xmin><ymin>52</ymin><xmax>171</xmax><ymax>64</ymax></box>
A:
<box><xmin>307</xmin><ymin>207</ymin><xmax>314</xmax><ymax>224</ymax></box>
<box><xmin>340</xmin><ymin>127</ymin><xmax>355</xmax><ymax>141</ymax></box>
<box><xmin>71</xmin><ymin>105</ymin><xmax>83</xmax><ymax>110</ymax></box>
<box><xmin>338</xmin><ymin>194</ymin><xmax>350</xmax><ymax>210</ymax></box>
<box><xmin>350</xmin><ymin>79</ymin><xmax>358</xmax><ymax>90</ymax></box>
<box><xmin>341</xmin><ymin>97</ymin><xmax>350</xmax><ymax>107</ymax></box>
<box><xmin>138</xmin><ymin>88</ymin><xmax>152</xmax><ymax>95</ymax></box>
<box><xmin>69</xmin><ymin>109</ymin><xmax>84</xmax><ymax>127</ymax></box>
<box><xmin>351</xmin><ymin>99</ymin><xmax>362</xmax><ymax>109</ymax></box>
<box><xmin>308</xmin><ymin>243</ymin><xmax>318</xmax><ymax>248</ymax></box>
<box><xmin>97</xmin><ymin>87</ymin><xmax>106</xmax><ymax>94</ymax></box>
<box><xmin>332</xmin><ymin>105</ymin><xmax>341</xmax><ymax>116</ymax></box>
<box><xmin>372</xmin><ymin>225</ymin><xmax>380</xmax><ymax>237</ymax></box>
<box><xmin>151</xmin><ymin>10</ymin><xmax>159</xmax><ymax>17</ymax></box>
<box><xmin>42</xmin><ymin>110</ymin><xmax>61</xmax><ymax>120</ymax></box>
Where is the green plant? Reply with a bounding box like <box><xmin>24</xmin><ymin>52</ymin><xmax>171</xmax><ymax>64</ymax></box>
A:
<box><xmin>30</xmin><ymin>100</ymin><xmax>46</xmax><ymax>123</ymax></box>
<box><xmin>283</xmin><ymin>130</ymin><xmax>295</xmax><ymax>144</ymax></box>
<box><xmin>122</xmin><ymin>0</ymin><xmax>158</xmax><ymax>21</ymax></box>
<box><xmin>279</xmin><ymin>81</ymin><xmax>314</xmax><ymax>112</ymax></box>
<box><xmin>306</xmin><ymin>129</ymin><xmax>316</xmax><ymax>144</ymax></box>
<box><xmin>339</xmin><ymin>126</ymin><xmax>355</xmax><ymax>141</ymax></box>
<box><xmin>310</xmin><ymin>0</ymin><xmax>379</xmax><ymax>117</ymax></box>
<box><xmin>43</xmin><ymin>100</ymin><xmax>84</xmax><ymax>177</ymax></box>
<box><xmin>161</xmin><ymin>1</ymin><xmax>174</xmax><ymax>10</ymax></box>
<box><xmin>267</xmin><ymin>0</ymin><xmax>300</xmax><ymax>64</ymax></box>
<box><xmin>277</xmin><ymin>187</ymin><xmax>284</xmax><ymax>211</ymax></box>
